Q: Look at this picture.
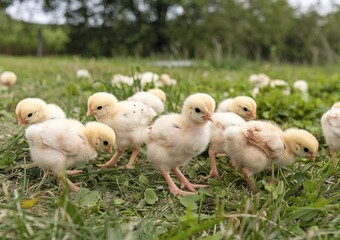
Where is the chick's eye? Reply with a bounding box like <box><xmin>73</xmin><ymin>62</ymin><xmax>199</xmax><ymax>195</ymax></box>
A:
<box><xmin>303</xmin><ymin>147</ymin><xmax>309</xmax><ymax>153</ymax></box>
<box><xmin>243</xmin><ymin>107</ymin><xmax>248</xmax><ymax>111</ymax></box>
<box><xmin>194</xmin><ymin>108</ymin><xmax>201</xmax><ymax>113</ymax></box>
<box><xmin>103</xmin><ymin>140</ymin><xmax>109</xmax><ymax>146</ymax></box>
<box><xmin>97</xmin><ymin>106</ymin><xmax>103</xmax><ymax>110</ymax></box>
<box><xmin>27</xmin><ymin>113</ymin><xmax>33</xmax><ymax>117</ymax></box>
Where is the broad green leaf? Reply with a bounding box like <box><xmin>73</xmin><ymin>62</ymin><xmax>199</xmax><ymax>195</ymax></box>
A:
<box><xmin>74</xmin><ymin>188</ymin><xmax>100</xmax><ymax>207</ymax></box>
<box><xmin>139</xmin><ymin>174</ymin><xmax>149</xmax><ymax>184</ymax></box>
<box><xmin>303</xmin><ymin>180</ymin><xmax>317</xmax><ymax>193</ymax></box>
<box><xmin>0</xmin><ymin>151</ymin><xmax>16</xmax><ymax>168</ymax></box>
<box><xmin>179</xmin><ymin>195</ymin><xmax>200</xmax><ymax>210</ymax></box>
<box><xmin>144</xmin><ymin>188</ymin><xmax>158</xmax><ymax>205</ymax></box>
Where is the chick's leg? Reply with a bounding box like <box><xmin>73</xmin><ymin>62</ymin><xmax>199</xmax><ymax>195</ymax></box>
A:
<box><xmin>67</xmin><ymin>169</ymin><xmax>84</xmax><ymax>175</ymax></box>
<box><xmin>329</xmin><ymin>147</ymin><xmax>337</xmax><ymax>165</ymax></box>
<box><xmin>161</xmin><ymin>170</ymin><xmax>195</xmax><ymax>196</ymax></box>
<box><xmin>172</xmin><ymin>167</ymin><xmax>208</xmax><ymax>192</ymax></box>
<box><xmin>101</xmin><ymin>149</ymin><xmax>124</xmax><ymax>168</ymax></box>
<box><xmin>57</xmin><ymin>174</ymin><xmax>80</xmax><ymax>192</ymax></box>
<box><xmin>126</xmin><ymin>147</ymin><xmax>140</xmax><ymax>169</ymax></box>
<box><xmin>242</xmin><ymin>167</ymin><xmax>259</xmax><ymax>194</ymax></box>
<box><xmin>204</xmin><ymin>148</ymin><xmax>220</xmax><ymax>179</ymax></box>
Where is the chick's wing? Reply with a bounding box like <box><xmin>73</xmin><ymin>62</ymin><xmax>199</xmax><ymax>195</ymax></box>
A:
<box><xmin>244</xmin><ymin>121</ymin><xmax>285</xmax><ymax>159</ymax></box>
<box><xmin>40</xmin><ymin>120</ymin><xmax>86</xmax><ymax>156</ymax></box>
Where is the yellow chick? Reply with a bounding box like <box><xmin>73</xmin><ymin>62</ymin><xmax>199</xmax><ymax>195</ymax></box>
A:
<box><xmin>127</xmin><ymin>88</ymin><xmax>166</xmax><ymax>114</ymax></box>
<box><xmin>146</xmin><ymin>93</ymin><xmax>216</xmax><ymax>196</ymax></box>
<box><xmin>0</xmin><ymin>71</ymin><xmax>17</xmax><ymax>88</ymax></box>
<box><xmin>15</xmin><ymin>98</ymin><xmax>66</xmax><ymax>126</ymax></box>
<box><xmin>25</xmin><ymin>119</ymin><xmax>115</xmax><ymax>192</ymax></box>
<box><xmin>157</xmin><ymin>73</ymin><xmax>177</xmax><ymax>87</ymax></box>
<box><xmin>223</xmin><ymin>121</ymin><xmax>318</xmax><ymax>193</ymax></box>
<box><xmin>216</xmin><ymin>96</ymin><xmax>257</xmax><ymax>120</ymax></box>
<box><xmin>249</xmin><ymin>73</ymin><xmax>270</xmax><ymax>88</ymax></box>
<box><xmin>87</xmin><ymin>92</ymin><xmax>157</xmax><ymax>168</ymax></box>
<box><xmin>321</xmin><ymin>102</ymin><xmax>340</xmax><ymax>164</ymax></box>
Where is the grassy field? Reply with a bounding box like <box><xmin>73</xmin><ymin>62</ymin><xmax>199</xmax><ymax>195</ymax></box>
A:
<box><xmin>0</xmin><ymin>55</ymin><xmax>339</xmax><ymax>239</ymax></box>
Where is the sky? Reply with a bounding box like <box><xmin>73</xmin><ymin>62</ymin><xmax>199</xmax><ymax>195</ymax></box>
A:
<box><xmin>5</xmin><ymin>0</ymin><xmax>340</xmax><ymax>25</ymax></box>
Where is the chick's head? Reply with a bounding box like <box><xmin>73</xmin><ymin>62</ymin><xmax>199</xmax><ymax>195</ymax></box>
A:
<box><xmin>87</xmin><ymin>92</ymin><xmax>118</xmax><ymax>118</ymax></box>
<box><xmin>182</xmin><ymin>93</ymin><xmax>215</xmax><ymax>123</ymax></box>
<box><xmin>85</xmin><ymin>122</ymin><xmax>115</xmax><ymax>153</ymax></box>
<box><xmin>331</xmin><ymin>102</ymin><xmax>340</xmax><ymax>109</ymax></box>
<box><xmin>15</xmin><ymin>98</ymin><xmax>46</xmax><ymax>125</ymax></box>
<box><xmin>147</xmin><ymin>88</ymin><xmax>166</xmax><ymax>103</ymax></box>
<box><xmin>284</xmin><ymin>128</ymin><xmax>318</xmax><ymax>160</ymax></box>
<box><xmin>233</xmin><ymin>96</ymin><xmax>257</xmax><ymax>120</ymax></box>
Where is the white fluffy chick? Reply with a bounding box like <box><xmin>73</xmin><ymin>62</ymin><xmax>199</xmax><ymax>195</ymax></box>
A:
<box><xmin>270</xmin><ymin>79</ymin><xmax>291</xmax><ymax>95</ymax></box>
<box><xmin>127</xmin><ymin>88</ymin><xmax>166</xmax><ymax>114</ymax></box>
<box><xmin>321</xmin><ymin>102</ymin><xmax>340</xmax><ymax>164</ymax></box>
<box><xmin>206</xmin><ymin>112</ymin><xmax>246</xmax><ymax>178</ymax></box>
<box><xmin>111</xmin><ymin>74</ymin><xmax>133</xmax><ymax>86</ymax></box>
<box><xmin>249</xmin><ymin>73</ymin><xmax>270</xmax><ymax>88</ymax></box>
<box><xmin>137</xmin><ymin>72</ymin><xmax>159</xmax><ymax>87</ymax></box>
<box><xmin>156</xmin><ymin>73</ymin><xmax>177</xmax><ymax>87</ymax></box>
<box><xmin>87</xmin><ymin>92</ymin><xmax>157</xmax><ymax>168</ymax></box>
<box><xmin>25</xmin><ymin>119</ymin><xmax>115</xmax><ymax>192</ymax></box>
<box><xmin>224</xmin><ymin>121</ymin><xmax>318</xmax><ymax>193</ymax></box>
<box><xmin>15</xmin><ymin>98</ymin><xmax>66</xmax><ymax>126</ymax></box>
<box><xmin>146</xmin><ymin>93</ymin><xmax>216</xmax><ymax>196</ymax></box>
<box><xmin>293</xmin><ymin>80</ymin><xmax>308</xmax><ymax>93</ymax></box>
<box><xmin>216</xmin><ymin>96</ymin><xmax>257</xmax><ymax>120</ymax></box>
<box><xmin>0</xmin><ymin>71</ymin><xmax>17</xmax><ymax>88</ymax></box>
<box><xmin>76</xmin><ymin>69</ymin><xmax>91</xmax><ymax>79</ymax></box>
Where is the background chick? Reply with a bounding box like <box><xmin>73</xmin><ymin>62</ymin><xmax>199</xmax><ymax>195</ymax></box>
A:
<box><xmin>321</xmin><ymin>102</ymin><xmax>340</xmax><ymax>164</ymax></box>
<box><xmin>87</xmin><ymin>92</ymin><xmax>156</xmax><ymax>168</ymax></box>
<box><xmin>293</xmin><ymin>80</ymin><xmax>308</xmax><ymax>94</ymax></box>
<box><xmin>15</xmin><ymin>98</ymin><xmax>66</xmax><ymax>126</ymax></box>
<box><xmin>0</xmin><ymin>71</ymin><xmax>17</xmax><ymax>88</ymax></box>
<box><xmin>127</xmin><ymin>88</ymin><xmax>166</xmax><ymax>114</ymax></box>
<box><xmin>216</xmin><ymin>96</ymin><xmax>257</xmax><ymax>120</ymax></box>
<box><xmin>25</xmin><ymin>119</ymin><xmax>115</xmax><ymax>192</ymax></box>
<box><xmin>223</xmin><ymin>121</ymin><xmax>318</xmax><ymax>193</ymax></box>
<box><xmin>147</xmin><ymin>93</ymin><xmax>216</xmax><ymax>196</ymax></box>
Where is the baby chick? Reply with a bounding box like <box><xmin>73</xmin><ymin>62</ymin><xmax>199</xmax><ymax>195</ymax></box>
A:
<box><xmin>216</xmin><ymin>96</ymin><xmax>257</xmax><ymax>120</ymax></box>
<box><xmin>127</xmin><ymin>88</ymin><xmax>166</xmax><ymax>114</ymax></box>
<box><xmin>76</xmin><ymin>69</ymin><xmax>91</xmax><ymax>79</ymax></box>
<box><xmin>15</xmin><ymin>98</ymin><xmax>66</xmax><ymax>126</ymax></box>
<box><xmin>249</xmin><ymin>73</ymin><xmax>270</xmax><ymax>89</ymax></box>
<box><xmin>223</xmin><ymin>121</ymin><xmax>318</xmax><ymax>193</ymax></box>
<box><xmin>0</xmin><ymin>71</ymin><xmax>17</xmax><ymax>88</ymax></box>
<box><xmin>321</xmin><ymin>102</ymin><xmax>340</xmax><ymax>164</ymax></box>
<box><xmin>293</xmin><ymin>80</ymin><xmax>308</xmax><ymax>94</ymax></box>
<box><xmin>111</xmin><ymin>74</ymin><xmax>133</xmax><ymax>86</ymax></box>
<box><xmin>87</xmin><ymin>92</ymin><xmax>157</xmax><ymax>168</ymax></box>
<box><xmin>146</xmin><ymin>93</ymin><xmax>216</xmax><ymax>196</ymax></box>
<box><xmin>25</xmin><ymin>119</ymin><xmax>115</xmax><ymax>192</ymax></box>
<box><xmin>206</xmin><ymin>112</ymin><xmax>246</xmax><ymax>178</ymax></box>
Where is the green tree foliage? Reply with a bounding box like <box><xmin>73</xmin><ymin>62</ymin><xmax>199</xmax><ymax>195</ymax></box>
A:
<box><xmin>1</xmin><ymin>0</ymin><xmax>340</xmax><ymax>63</ymax></box>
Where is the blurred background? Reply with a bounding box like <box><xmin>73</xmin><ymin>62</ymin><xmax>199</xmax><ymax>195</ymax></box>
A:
<box><xmin>0</xmin><ymin>0</ymin><xmax>340</xmax><ymax>64</ymax></box>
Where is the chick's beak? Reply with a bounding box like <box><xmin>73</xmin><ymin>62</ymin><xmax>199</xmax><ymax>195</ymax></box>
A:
<box><xmin>106</xmin><ymin>147</ymin><xmax>112</xmax><ymax>153</ymax></box>
<box><xmin>203</xmin><ymin>112</ymin><xmax>214</xmax><ymax>123</ymax></box>
<box><xmin>18</xmin><ymin>117</ymin><xmax>26</xmax><ymax>126</ymax></box>
<box><xmin>247</xmin><ymin>111</ymin><xmax>256</xmax><ymax>119</ymax></box>
<box><xmin>87</xmin><ymin>104</ymin><xmax>93</xmax><ymax>116</ymax></box>
<box><xmin>308</xmin><ymin>153</ymin><xmax>316</xmax><ymax>161</ymax></box>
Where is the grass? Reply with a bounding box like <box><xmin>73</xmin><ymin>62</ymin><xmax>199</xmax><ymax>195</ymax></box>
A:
<box><xmin>0</xmin><ymin>55</ymin><xmax>339</xmax><ymax>239</ymax></box>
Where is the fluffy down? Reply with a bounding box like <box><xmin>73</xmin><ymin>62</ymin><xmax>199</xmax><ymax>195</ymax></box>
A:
<box><xmin>147</xmin><ymin>93</ymin><xmax>216</xmax><ymax>196</ymax></box>
<box><xmin>15</xmin><ymin>98</ymin><xmax>66</xmax><ymax>126</ymax></box>
<box><xmin>321</xmin><ymin>102</ymin><xmax>340</xmax><ymax>164</ymax></box>
<box><xmin>87</xmin><ymin>92</ymin><xmax>157</xmax><ymax>168</ymax></box>
<box><xmin>223</xmin><ymin>121</ymin><xmax>318</xmax><ymax>193</ymax></box>
<box><xmin>127</xmin><ymin>89</ymin><xmax>166</xmax><ymax>114</ymax></box>
<box><xmin>25</xmin><ymin>119</ymin><xmax>115</xmax><ymax>192</ymax></box>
